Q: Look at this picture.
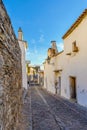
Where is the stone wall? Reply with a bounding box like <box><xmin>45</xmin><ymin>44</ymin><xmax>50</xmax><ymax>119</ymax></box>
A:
<box><xmin>0</xmin><ymin>1</ymin><xmax>22</xmax><ymax>130</ymax></box>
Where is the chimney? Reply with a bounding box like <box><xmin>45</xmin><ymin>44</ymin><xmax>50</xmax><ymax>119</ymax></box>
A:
<box><xmin>51</xmin><ymin>41</ymin><xmax>58</xmax><ymax>54</ymax></box>
<box><xmin>18</xmin><ymin>27</ymin><xmax>23</xmax><ymax>40</ymax></box>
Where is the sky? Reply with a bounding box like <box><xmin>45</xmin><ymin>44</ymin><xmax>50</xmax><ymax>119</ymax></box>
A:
<box><xmin>3</xmin><ymin>0</ymin><xmax>87</xmax><ymax>65</ymax></box>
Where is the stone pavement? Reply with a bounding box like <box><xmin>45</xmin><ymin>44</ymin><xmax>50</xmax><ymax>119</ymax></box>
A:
<box><xmin>20</xmin><ymin>86</ymin><xmax>87</xmax><ymax>130</ymax></box>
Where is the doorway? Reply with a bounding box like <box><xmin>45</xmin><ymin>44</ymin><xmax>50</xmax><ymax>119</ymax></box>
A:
<box><xmin>69</xmin><ymin>76</ymin><xmax>77</xmax><ymax>100</ymax></box>
<box><xmin>59</xmin><ymin>77</ymin><xmax>61</xmax><ymax>95</ymax></box>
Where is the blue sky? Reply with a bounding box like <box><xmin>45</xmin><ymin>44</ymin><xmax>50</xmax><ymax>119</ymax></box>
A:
<box><xmin>3</xmin><ymin>0</ymin><xmax>87</xmax><ymax>65</ymax></box>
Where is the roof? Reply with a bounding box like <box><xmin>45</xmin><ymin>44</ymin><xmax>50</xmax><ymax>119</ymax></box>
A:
<box><xmin>52</xmin><ymin>50</ymin><xmax>64</xmax><ymax>57</ymax></box>
<box><xmin>51</xmin><ymin>40</ymin><xmax>56</xmax><ymax>43</ymax></box>
<box><xmin>18</xmin><ymin>27</ymin><xmax>22</xmax><ymax>32</ymax></box>
<box><xmin>62</xmin><ymin>9</ymin><xmax>87</xmax><ymax>39</ymax></box>
<box><xmin>54</xmin><ymin>69</ymin><xmax>62</xmax><ymax>73</ymax></box>
<box><xmin>55</xmin><ymin>50</ymin><xmax>64</xmax><ymax>56</ymax></box>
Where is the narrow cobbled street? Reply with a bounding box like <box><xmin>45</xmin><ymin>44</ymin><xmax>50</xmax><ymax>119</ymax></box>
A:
<box><xmin>21</xmin><ymin>86</ymin><xmax>87</xmax><ymax>130</ymax></box>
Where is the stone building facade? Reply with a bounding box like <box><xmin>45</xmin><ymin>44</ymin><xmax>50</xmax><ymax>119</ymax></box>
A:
<box><xmin>0</xmin><ymin>1</ymin><xmax>22</xmax><ymax>130</ymax></box>
<box><xmin>44</xmin><ymin>9</ymin><xmax>87</xmax><ymax>107</ymax></box>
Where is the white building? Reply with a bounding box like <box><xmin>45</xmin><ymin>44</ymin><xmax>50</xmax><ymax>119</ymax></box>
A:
<box><xmin>44</xmin><ymin>9</ymin><xmax>87</xmax><ymax>107</ymax></box>
<box><xmin>18</xmin><ymin>28</ymin><xmax>27</xmax><ymax>89</ymax></box>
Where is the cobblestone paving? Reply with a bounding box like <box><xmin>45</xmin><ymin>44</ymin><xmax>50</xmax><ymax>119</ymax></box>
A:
<box><xmin>20</xmin><ymin>86</ymin><xmax>87</xmax><ymax>130</ymax></box>
<box><xmin>31</xmin><ymin>87</ymin><xmax>60</xmax><ymax>130</ymax></box>
<box><xmin>31</xmin><ymin>86</ymin><xmax>87</xmax><ymax>130</ymax></box>
<box><xmin>38</xmin><ymin>87</ymin><xmax>87</xmax><ymax>130</ymax></box>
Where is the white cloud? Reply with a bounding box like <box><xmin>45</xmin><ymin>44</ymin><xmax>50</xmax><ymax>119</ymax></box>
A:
<box><xmin>26</xmin><ymin>46</ymin><xmax>47</xmax><ymax>65</ymax></box>
<box><xmin>37</xmin><ymin>54</ymin><xmax>46</xmax><ymax>60</ymax></box>
<box><xmin>38</xmin><ymin>34</ymin><xmax>45</xmax><ymax>43</ymax></box>
<box><xmin>57</xmin><ymin>42</ymin><xmax>64</xmax><ymax>51</ymax></box>
<box><xmin>39</xmin><ymin>29</ymin><xmax>44</xmax><ymax>34</ymax></box>
<box><xmin>26</xmin><ymin>48</ymin><xmax>30</xmax><ymax>55</ymax></box>
<box><xmin>34</xmin><ymin>46</ymin><xmax>38</xmax><ymax>54</ymax></box>
<box><xmin>31</xmin><ymin>39</ymin><xmax>36</xmax><ymax>44</ymax></box>
<box><xmin>26</xmin><ymin>46</ymin><xmax>39</xmax><ymax>60</ymax></box>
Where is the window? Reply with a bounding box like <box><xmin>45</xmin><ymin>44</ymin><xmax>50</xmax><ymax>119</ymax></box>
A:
<box><xmin>72</xmin><ymin>41</ymin><xmax>78</xmax><ymax>52</ymax></box>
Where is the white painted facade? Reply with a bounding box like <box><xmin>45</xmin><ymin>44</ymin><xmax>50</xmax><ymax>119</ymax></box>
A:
<box><xmin>44</xmin><ymin>10</ymin><xmax>87</xmax><ymax>107</ymax></box>
<box><xmin>44</xmin><ymin>57</ymin><xmax>56</xmax><ymax>94</ymax></box>
<box><xmin>18</xmin><ymin>28</ymin><xmax>27</xmax><ymax>89</ymax></box>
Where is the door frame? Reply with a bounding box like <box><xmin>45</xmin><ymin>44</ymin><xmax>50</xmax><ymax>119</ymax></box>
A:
<box><xmin>69</xmin><ymin>76</ymin><xmax>77</xmax><ymax>101</ymax></box>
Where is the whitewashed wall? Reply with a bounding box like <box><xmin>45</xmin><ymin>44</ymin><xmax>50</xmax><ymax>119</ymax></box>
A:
<box><xmin>63</xmin><ymin>15</ymin><xmax>87</xmax><ymax>107</ymax></box>
<box><xmin>44</xmin><ymin>15</ymin><xmax>87</xmax><ymax>107</ymax></box>
<box><xmin>19</xmin><ymin>40</ymin><xmax>27</xmax><ymax>89</ymax></box>
<box><xmin>44</xmin><ymin>58</ymin><xmax>56</xmax><ymax>94</ymax></box>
